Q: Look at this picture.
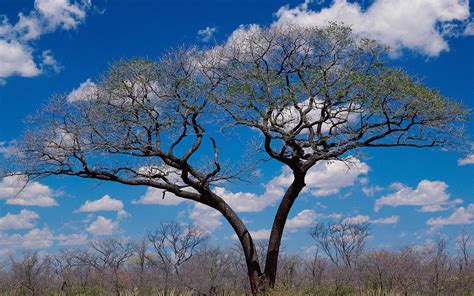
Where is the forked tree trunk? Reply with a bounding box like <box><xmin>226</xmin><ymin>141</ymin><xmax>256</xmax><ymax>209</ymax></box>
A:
<box><xmin>247</xmin><ymin>176</ymin><xmax>307</xmax><ymax>294</ymax></box>
<box><xmin>209</xmin><ymin>175</ymin><xmax>306</xmax><ymax>295</ymax></box>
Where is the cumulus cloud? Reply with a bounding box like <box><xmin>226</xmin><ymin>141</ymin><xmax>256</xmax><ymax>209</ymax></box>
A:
<box><xmin>78</xmin><ymin>194</ymin><xmax>128</xmax><ymax>220</ymax></box>
<box><xmin>286</xmin><ymin>209</ymin><xmax>317</xmax><ymax>229</ymax></box>
<box><xmin>34</xmin><ymin>0</ymin><xmax>90</xmax><ymax>31</ymax></box>
<box><xmin>86</xmin><ymin>216</ymin><xmax>118</xmax><ymax>236</ymax></box>
<box><xmin>0</xmin><ymin>228</ymin><xmax>88</xmax><ymax>250</ymax></box>
<box><xmin>188</xmin><ymin>203</ymin><xmax>222</xmax><ymax>234</ymax></box>
<box><xmin>198</xmin><ymin>26</ymin><xmax>217</xmax><ymax>42</ymax></box>
<box><xmin>66</xmin><ymin>78</ymin><xmax>97</xmax><ymax>102</ymax></box>
<box><xmin>0</xmin><ymin>209</ymin><xmax>39</xmax><ymax>230</ymax></box>
<box><xmin>0</xmin><ymin>175</ymin><xmax>58</xmax><ymax>207</ymax></box>
<box><xmin>78</xmin><ymin>194</ymin><xmax>123</xmax><ymax>212</ymax></box>
<box><xmin>214</xmin><ymin>182</ymin><xmax>284</xmax><ymax>213</ymax></box>
<box><xmin>0</xmin><ymin>0</ymin><xmax>91</xmax><ymax>82</ymax></box>
<box><xmin>274</xmin><ymin>0</ymin><xmax>470</xmax><ymax>56</ymax></box>
<box><xmin>0</xmin><ymin>40</ymin><xmax>40</xmax><ymax>78</ymax></box>
<box><xmin>374</xmin><ymin>180</ymin><xmax>462</xmax><ymax>212</ymax></box>
<box><xmin>458</xmin><ymin>154</ymin><xmax>474</xmax><ymax>166</ymax></box>
<box><xmin>133</xmin><ymin>187</ymin><xmax>186</xmax><ymax>206</ymax></box>
<box><xmin>232</xmin><ymin>229</ymin><xmax>271</xmax><ymax>241</ymax></box>
<box><xmin>0</xmin><ymin>227</ymin><xmax>54</xmax><ymax>249</ymax></box>
<box><xmin>303</xmin><ymin>157</ymin><xmax>369</xmax><ymax>196</ymax></box>
<box><xmin>427</xmin><ymin>204</ymin><xmax>474</xmax><ymax>226</ymax></box>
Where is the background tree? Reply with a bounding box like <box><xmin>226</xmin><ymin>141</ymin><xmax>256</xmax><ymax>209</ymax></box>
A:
<box><xmin>87</xmin><ymin>239</ymin><xmax>134</xmax><ymax>296</ymax></box>
<box><xmin>1</xmin><ymin>24</ymin><xmax>468</xmax><ymax>293</ymax></box>
<box><xmin>10</xmin><ymin>252</ymin><xmax>54</xmax><ymax>296</ymax></box>
<box><xmin>310</xmin><ymin>221</ymin><xmax>369</xmax><ymax>268</ymax></box>
<box><xmin>147</xmin><ymin>221</ymin><xmax>208</xmax><ymax>293</ymax></box>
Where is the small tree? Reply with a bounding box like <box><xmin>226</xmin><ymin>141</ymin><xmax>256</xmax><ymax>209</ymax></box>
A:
<box><xmin>86</xmin><ymin>239</ymin><xmax>133</xmax><ymax>295</ymax></box>
<box><xmin>1</xmin><ymin>24</ymin><xmax>468</xmax><ymax>293</ymax></box>
<box><xmin>146</xmin><ymin>220</ymin><xmax>208</xmax><ymax>292</ymax></box>
<box><xmin>310</xmin><ymin>221</ymin><xmax>369</xmax><ymax>268</ymax></box>
<box><xmin>10</xmin><ymin>252</ymin><xmax>54</xmax><ymax>296</ymax></box>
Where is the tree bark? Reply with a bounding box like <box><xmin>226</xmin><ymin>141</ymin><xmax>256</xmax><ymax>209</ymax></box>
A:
<box><xmin>207</xmin><ymin>193</ymin><xmax>263</xmax><ymax>294</ymax></box>
<box><xmin>263</xmin><ymin>174</ymin><xmax>306</xmax><ymax>289</ymax></box>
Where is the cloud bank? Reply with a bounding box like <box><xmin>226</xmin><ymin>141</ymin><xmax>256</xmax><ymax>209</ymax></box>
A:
<box><xmin>274</xmin><ymin>0</ymin><xmax>471</xmax><ymax>57</ymax></box>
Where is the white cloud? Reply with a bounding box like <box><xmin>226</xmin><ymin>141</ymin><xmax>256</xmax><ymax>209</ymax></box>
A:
<box><xmin>34</xmin><ymin>0</ymin><xmax>90</xmax><ymax>31</ymax></box>
<box><xmin>343</xmin><ymin>214</ymin><xmax>399</xmax><ymax>224</ymax></box>
<box><xmin>343</xmin><ymin>214</ymin><xmax>370</xmax><ymax>224</ymax></box>
<box><xmin>0</xmin><ymin>209</ymin><xmax>39</xmax><ymax>230</ymax></box>
<box><xmin>132</xmin><ymin>165</ymin><xmax>197</xmax><ymax>206</ymax></box>
<box><xmin>464</xmin><ymin>21</ymin><xmax>474</xmax><ymax>36</ymax></box>
<box><xmin>55</xmin><ymin>233</ymin><xmax>88</xmax><ymax>246</ymax></box>
<box><xmin>0</xmin><ymin>40</ymin><xmax>40</xmax><ymax>78</ymax></box>
<box><xmin>41</xmin><ymin>49</ymin><xmax>62</xmax><ymax>73</ymax></box>
<box><xmin>232</xmin><ymin>229</ymin><xmax>271</xmax><ymax>241</ymax></box>
<box><xmin>362</xmin><ymin>185</ymin><xmax>384</xmax><ymax>197</ymax></box>
<box><xmin>274</xmin><ymin>0</ymin><xmax>470</xmax><ymax>56</ymax></box>
<box><xmin>249</xmin><ymin>229</ymin><xmax>271</xmax><ymax>240</ymax></box>
<box><xmin>374</xmin><ymin>180</ymin><xmax>462</xmax><ymax>212</ymax></box>
<box><xmin>0</xmin><ymin>175</ymin><xmax>58</xmax><ymax>207</ymax></box>
<box><xmin>286</xmin><ymin>209</ymin><xmax>317</xmax><ymax>229</ymax></box>
<box><xmin>427</xmin><ymin>204</ymin><xmax>474</xmax><ymax>226</ymax></box>
<box><xmin>458</xmin><ymin>154</ymin><xmax>474</xmax><ymax>166</ymax></box>
<box><xmin>188</xmin><ymin>203</ymin><xmax>222</xmax><ymax>234</ymax></box>
<box><xmin>0</xmin><ymin>0</ymin><xmax>91</xmax><ymax>81</ymax></box>
<box><xmin>419</xmin><ymin>204</ymin><xmax>449</xmax><ymax>212</ymax></box>
<box><xmin>78</xmin><ymin>194</ymin><xmax>124</xmax><ymax>212</ymax></box>
<box><xmin>86</xmin><ymin>216</ymin><xmax>118</xmax><ymax>236</ymax></box>
<box><xmin>371</xmin><ymin>215</ymin><xmax>399</xmax><ymax>224</ymax></box>
<box><xmin>315</xmin><ymin>212</ymin><xmax>342</xmax><ymax>219</ymax></box>
<box><xmin>304</xmin><ymin>157</ymin><xmax>369</xmax><ymax>196</ymax></box>
<box><xmin>0</xmin><ymin>228</ymin><xmax>88</xmax><ymax>250</ymax></box>
<box><xmin>198</xmin><ymin>26</ymin><xmax>217</xmax><ymax>42</ymax></box>
<box><xmin>214</xmin><ymin>182</ymin><xmax>284</xmax><ymax>213</ymax></box>
<box><xmin>0</xmin><ymin>227</ymin><xmax>54</xmax><ymax>249</ymax></box>
<box><xmin>0</xmin><ymin>141</ymin><xmax>22</xmax><ymax>158</ymax></box>
<box><xmin>133</xmin><ymin>187</ymin><xmax>186</xmax><ymax>205</ymax></box>
<box><xmin>66</xmin><ymin>78</ymin><xmax>97</xmax><ymax>102</ymax></box>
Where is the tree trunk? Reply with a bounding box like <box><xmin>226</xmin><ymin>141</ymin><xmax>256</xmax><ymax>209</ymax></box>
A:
<box><xmin>205</xmin><ymin>173</ymin><xmax>306</xmax><ymax>294</ymax></box>
<box><xmin>207</xmin><ymin>193</ymin><xmax>264</xmax><ymax>294</ymax></box>
<box><xmin>263</xmin><ymin>175</ymin><xmax>306</xmax><ymax>289</ymax></box>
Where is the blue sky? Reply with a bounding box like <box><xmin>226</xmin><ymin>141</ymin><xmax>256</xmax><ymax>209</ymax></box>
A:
<box><xmin>0</xmin><ymin>0</ymin><xmax>473</xmax><ymax>255</ymax></box>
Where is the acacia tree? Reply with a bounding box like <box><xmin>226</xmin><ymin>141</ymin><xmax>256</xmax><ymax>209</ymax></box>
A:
<box><xmin>1</xmin><ymin>24</ymin><xmax>467</xmax><ymax>293</ymax></box>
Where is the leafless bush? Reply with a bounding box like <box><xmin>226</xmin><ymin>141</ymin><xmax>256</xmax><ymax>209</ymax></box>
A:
<box><xmin>0</xmin><ymin>225</ymin><xmax>472</xmax><ymax>295</ymax></box>
<box><xmin>9</xmin><ymin>252</ymin><xmax>55</xmax><ymax>295</ymax></box>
